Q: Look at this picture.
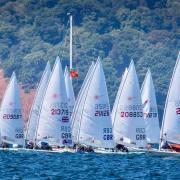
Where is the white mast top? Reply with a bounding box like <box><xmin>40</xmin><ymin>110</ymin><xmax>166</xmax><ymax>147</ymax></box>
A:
<box><xmin>70</xmin><ymin>15</ymin><xmax>73</xmax><ymax>70</ymax></box>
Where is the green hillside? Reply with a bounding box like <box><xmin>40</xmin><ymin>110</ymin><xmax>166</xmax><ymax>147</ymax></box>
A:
<box><xmin>0</xmin><ymin>0</ymin><xmax>179</xmax><ymax>121</ymax></box>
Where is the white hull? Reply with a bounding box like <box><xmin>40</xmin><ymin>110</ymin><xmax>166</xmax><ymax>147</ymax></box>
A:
<box><xmin>147</xmin><ymin>149</ymin><xmax>180</xmax><ymax>156</ymax></box>
<box><xmin>0</xmin><ymin>147</ymin><xmax>75</xmax><ymax>153</ymax></box>
<box><xmin>94</xmin><ymin>148</ymin><xmax>146</xmax><ymax>154</ymax></box>
<box><xmin>20</xmin><ymin>148</ymin><xmax>75</xmax><ymax>153</ymax></box>
<box><xmin>0</xmin><ymin>147</ymin><xmax>19</xmax><ymax>151</ymax></box>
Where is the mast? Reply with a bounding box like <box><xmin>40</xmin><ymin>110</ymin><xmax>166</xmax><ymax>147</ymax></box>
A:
<box><xmin>70</xmin><ymin>14</ymin><xmax>73</xmax><ymax>70</ymax></box>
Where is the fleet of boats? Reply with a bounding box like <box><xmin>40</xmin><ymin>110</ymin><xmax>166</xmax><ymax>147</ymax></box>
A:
<box><xmin>0</xmin><ymin>14</ymin><xmax>179</xmax><ymax>155</ymax></box>
<box><xmin>0</xmin><ymin>51</ymin><xmax>179</xmax><ymax>156</ymax></box>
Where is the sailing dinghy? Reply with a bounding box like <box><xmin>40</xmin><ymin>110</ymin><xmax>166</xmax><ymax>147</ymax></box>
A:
<box><xmin>0</xmin><ymin>72</ymin><xmax>24</xmax><ymax>148</ymax></box>
<box><xmin>112</xmin><ymin>60</ymin><xmax>147</xmax><ymax>151</ymax></box>
<box><xmin>72</xmin><ymin>58</ymin><xmax>115</xmax><ymax>152</ymax></box>
<box><xmin>141</xmin><ymin>69</ymin><xmax>160</xmax><ymax>148</ymax></box>
<box><xmin>35</xmin><ymin>56</ymin><xmax>73</xmax><ymax>152</ymax></box>
<box><xmin>158</xmin><ymin>51</ymin><xmax>180</xmax><ymax>155</ymax></box>
<box><xmin>25</xmin><ymin>62</ymin><xmax>51</xmax><ymax>147</ymax></box>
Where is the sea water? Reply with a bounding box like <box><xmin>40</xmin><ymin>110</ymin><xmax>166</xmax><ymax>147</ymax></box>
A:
<box><xmin>0</xmin><ymin>150</ymin><xmax>179</xmax><ymax>179</ymax></box>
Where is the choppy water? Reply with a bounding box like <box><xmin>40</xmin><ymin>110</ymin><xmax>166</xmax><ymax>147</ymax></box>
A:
<box><xmin>0</xmin><ymin>150</ymin><xmax>179</xmax><ymax>180</ymax></box>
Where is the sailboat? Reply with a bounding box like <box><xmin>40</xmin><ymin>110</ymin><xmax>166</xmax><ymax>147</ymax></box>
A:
<box><xmin>0</xmin><ymin>72</ymin><xmax>24</xmax><ymax>148</ymax></box>
<box><xmin>64</xmin><ymin>66</ymin><xmax>75</xmax><ymax>118</ymax></box>
<box><xmin>35</xmin><ymin>56</ymin><xmax>72</xmax><ymax>150</ymax></box>
<box><xmin>112</xmin><ymin>60</ymin><xmax>147</xmax><ymax>150</ymax></box>
<box><xmin>141</xmin><ymin>69</ymin><xmax>160</xmax><ymax>147</ymax></box>
<box><xmin>158</xmin><ymin>51</ymin><xmax>180</xmax><ymax>155</ymax></box>
<box><xmin>72</xmin><ymin>58</ymin><xmax>114</xmax><ymax>151</ymax></box>
<box><xmin>71</xmin><ymin>61</ymin><xmax>95</xmax><ymax>144</ymax></box>
<box><xmin>25</xmin><ymin>62</ymin><xmax>51</xmax><ymax>145</ymax></box>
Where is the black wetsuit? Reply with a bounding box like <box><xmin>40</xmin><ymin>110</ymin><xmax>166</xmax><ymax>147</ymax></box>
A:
<box><xmin>116</xmin><ymin>144</ymin><xmax>128</xmax><ymax>152</ymax></box>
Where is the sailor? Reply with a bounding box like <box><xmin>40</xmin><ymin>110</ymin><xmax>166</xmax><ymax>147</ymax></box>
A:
<box><xmin>161</xmin><ymin>134</ymin><xmax>171</xmax><ymax>150</ymax></box>
<box><xmin>116</xmin><ymin>137</ymin><xmax>128</xmax><ymax>152</ymax></box>
<box><xmin>77</xmin><ymin>144</ymin><xmax>94</xmax><ymax>152</ymax></box>
<box><xmin>116</xmin><ymin>144</ymin><xmax>128</xmax><ymax>152</ymax></box>
<box><xmin>2</xmin><ymin>142</ymin><xmax>8</xmax><ymax>148</ymax></box>
<box><xmin>147</xmin><ymin>143</ymin><xmax>152</xmax><ymax>150</ymax></box>
<box><xmin>37</xmin><ymin>141</ymin><xmax>52</xmax><ymax>150</ymax></box>
<box><xmin>26</xmin><ymin>141</ymin><xmax>34</xmax><ymax>149</ymax></box>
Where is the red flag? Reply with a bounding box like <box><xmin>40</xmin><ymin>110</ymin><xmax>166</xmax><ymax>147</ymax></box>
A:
<box><xmin>70</xmin><ymin>69</ymin><xmax>78</xmax><ymax>78</ymax></box>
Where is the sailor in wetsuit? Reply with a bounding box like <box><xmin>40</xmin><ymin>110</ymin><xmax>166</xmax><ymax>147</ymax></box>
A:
<box><xmin>76</xmin><ymin>144</ymin><xmax>94</xmax><ymax>152</ymax></box>
<box><xmin>116</xmin><ymin>144</ymin><xmax>128</xmax><ymax>152</ymax></box>
<box><xmin>161</xmin><ymin>133</ymin><xmax>171</xmax><ymax>150</ymax></box>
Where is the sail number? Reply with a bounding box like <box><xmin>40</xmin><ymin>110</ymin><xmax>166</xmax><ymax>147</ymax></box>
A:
<box><xmin>95</xmin><ymin>104</ymin><xmax>110</xmax><ymax>116</ymax></box>
<box><xmin>144</xmin><ymin>112</ymin><xmax>157</xmax><ymax>118</ymax></box>
<box><xmin>95</xmin><ymin>110</ymin><xmax>110</xmax><ymax>116</ymax></box>
<box><xmin>15</xmin><ymin>129</ymin><xmax>24</xmax><ymax>139</ymax></box>
<box><xmin>51</xmin><ymin>109</ymin><xmax>69</xmax><ymax>115</ymax></box>
<box><xmin>103</xmin><ymin>128</ymin><xmax>113</xmax><ymax>140</ymax></box>
<box><xmin>3</xmin><ymin>114</ymin><xmax>22</xmax><ymax>119</ymax></box>
<box><xmin>120</xmin><ymin>112</ymin><xmax>143</xmax><ymax>117</ymax></box>
<box><xmin>136</xmin><ymin>128</ymin><xmax>146</xmax><ymax>140</ymax></box>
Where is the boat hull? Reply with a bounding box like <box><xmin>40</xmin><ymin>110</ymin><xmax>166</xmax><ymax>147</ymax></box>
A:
<box><xmin>147</xmin><ymin>149</ymin><xmax>180</xmax><ymax>156</ymax></box>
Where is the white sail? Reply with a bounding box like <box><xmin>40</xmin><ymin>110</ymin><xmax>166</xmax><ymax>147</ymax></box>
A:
<box><xmin>112</xmin><ymin>68</ymin><xmax>128</xmax><ymax>124</ymax></box>
<box><xmin>141</xmin><ymin>69</ymin><xmax>160</xmax><ymax>144</ymax></box>
<box><xmin>71</xmin><ymin>62</ymin><xmax>95</xmax><ymax>143</ymax></box>
<box><xmin>76</xmin><ymin>59</ymin><xmax>114</xmax><ymax>148</ymax></box>
<box><xmin>25</xmin><ymin>62</ymin><xmax>51</xmax><ymax>143</ymax></box>
<box><xmin>112</xmin><ymin>60</ymin><xmax>147</xmax><ymax>148</ymax></box>
<box><xmin>36</xmin><ymin>56</ymin><xmax>72</xmax><ymax>146</ymax></box>
<box><xmin>0</xmin><ymin>72</ymin><xmax>24</xmax><ymax>145</ymax></box>
<box><xmin>161</xmin><ymin>52</ymin><xmax>180</xmax><ymax>145</ymax></box>
<box><xmin>64</xmin><ymin>66</ymin><xmax>75</xmax><ymax>117</ymax></box>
